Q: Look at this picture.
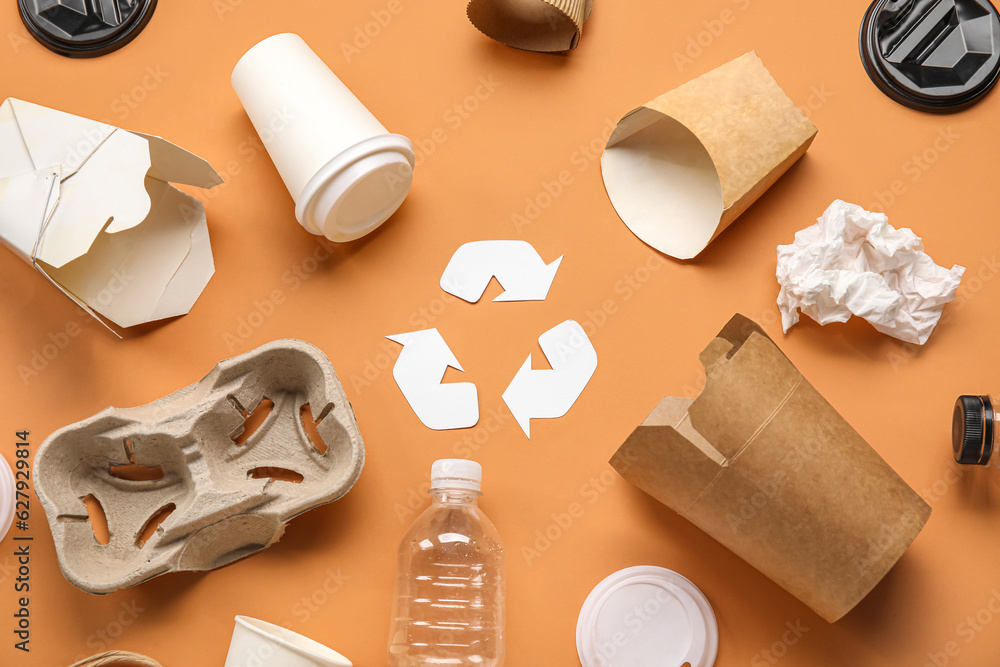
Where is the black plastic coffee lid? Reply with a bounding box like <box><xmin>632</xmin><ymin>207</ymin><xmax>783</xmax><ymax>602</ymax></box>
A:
<box><xmin>18</xmin><ymin>0</ymin><xmax>158</xmax><ymax>58</ymax></box>
<box><xmin>953</xmin><ymin>395</ymin><xmax>994</xmax><ymax>465</ymax></box>
<box><xmin>860</xmin><ymin>0</ymin><xmax>1000</xmax><ymax>112</ymax></box>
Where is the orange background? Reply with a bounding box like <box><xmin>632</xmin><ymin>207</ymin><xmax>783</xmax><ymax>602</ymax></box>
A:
<box><xmin>1</xmin><ymin>0</ymin><xmax>999</xmax><ymax>665</ymax></box>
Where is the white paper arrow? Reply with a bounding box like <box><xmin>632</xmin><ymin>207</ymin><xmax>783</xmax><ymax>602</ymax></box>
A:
<box><xmin>440</xmin><ymin>240</ymin><xmax>563</xmax><ymax>303</ymax></box>
<box><xmin>502</xmin><ymin>320</ymin><xmax>598</xmax><ymax>438</ymax></box>
<box><xmin>387</xmin><ymin>328</ymin><xmax>479</xmax><ymax>430</ymax></box>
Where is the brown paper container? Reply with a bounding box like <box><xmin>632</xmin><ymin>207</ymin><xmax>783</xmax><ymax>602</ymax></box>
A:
<box><xmin>467</xmin><ymin>0</ymin><xmax>593</xmax><ymax>52</ymax></box>
<box><xmin>601</xmin><ymin>52</ymin><xmax>818</xmax><ymax>260</ymax></box>
<box><xmin>611</xmin><ymin>314</ymin><xmax>930</xmax><ymax>622</ymax></box>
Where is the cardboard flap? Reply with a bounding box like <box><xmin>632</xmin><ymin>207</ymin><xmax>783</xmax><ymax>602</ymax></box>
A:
<box><xmin>657</xmin><ymin>397</ymin><xmax>727</xmax><ymax>467</ymax></box>
<box><xmin>8</xmin><ymin>98</ymin><xmax>114</xmax><ymax>178</ymax></box>
<box><xmin>700</xmin><ymin>313</ymin><xmax>792</xmax><ymax>371</ymax></box>
<box><xmin>146</xmin><ymin>200</ymin><xmax>215</xmax><ymax>323</ymax></box>
<box><xmin>612</xmin><ymin>397</ymin><xmax>725</xmax><ymax>514</ymax></box>
<box><xmin>34</xmin><ymin>262</ymin><xmax>116</xmax><ymax>336</ymax></box>
<box><xmin>40</xmin><ymin>180</ymin><xmax>212</xmax><ymax>329</ymax></box>
<box><xmin>133</xmin><ymin>132</ymin><xmax>225</xmax><ymax>189</ymax></box>
<box><xmin>697</xmin><ymin>338</ymin><xmax>734</xmax><ymax>375</ymax></box>
<box><xmin>615</xmin><ymin>315</ymin><xmax>796</xmax><ymax>506</ymax></box>
<box><xmin>690</xmin><ymin>331</ymin><xmax>803</xmax><ymax>460</ymax></box>
<box><xmin>34</xmin><ymin>129</ymin><xmax>152</xmax><ymax>268</ymax></box>
<box><xmin>715</xmin><ymin>312</ymin><xmax>768</xmax><ymax>350</ymax></box>
<box><xmin>0</xmin><ymin>99</ymin><xmax>35</xmax><ymax>179</ymax></box>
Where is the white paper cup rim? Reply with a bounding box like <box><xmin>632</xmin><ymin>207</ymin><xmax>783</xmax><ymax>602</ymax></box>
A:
<box><xmin>231</xmin><ymin>616</ymin><xmax>352</xmax><ymax>667</ymax></box>
<box><xmin>295</xmin><ymin>133</ymin><xmax>414</xmax><ymax>242</ymax></box>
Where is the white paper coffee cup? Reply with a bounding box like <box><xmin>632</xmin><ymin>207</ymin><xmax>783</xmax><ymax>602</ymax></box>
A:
<box><xmin>232</xmin><ymin>33</ymin><xmax>414</xmax><ymax>242</ymax></box>
<box><xmin>224</xmin><ymin>616</ymin><xmax>352</xmax><ymax>667</ymax></box>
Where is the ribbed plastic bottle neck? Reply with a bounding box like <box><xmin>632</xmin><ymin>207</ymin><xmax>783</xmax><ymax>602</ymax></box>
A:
<box><xmin>429</xmin><ymin>487</ymin><xmax>481</xmax><ymax>505</ymax></box>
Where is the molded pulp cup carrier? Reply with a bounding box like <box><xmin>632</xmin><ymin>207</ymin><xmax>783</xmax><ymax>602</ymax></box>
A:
<box><xmin>33</xmin><ymin>339</ymin><xmax>365</xmax><ymax>594</ymax></box>
<box><xmin>231</xmin><ymin>33</ymin><xmax>414</xmax><ymax>242</ymax></box>
<box><xmin>225</xmin><ymin>616</ymin><xmax>352</xmax><ymax>667</ymax></box>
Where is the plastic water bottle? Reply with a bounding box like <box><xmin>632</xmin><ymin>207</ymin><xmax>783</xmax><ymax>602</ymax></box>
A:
<box><xmin>388</xmin><ymin>459</ymin><xmax>505</xmax><ymax>666</ymax></box>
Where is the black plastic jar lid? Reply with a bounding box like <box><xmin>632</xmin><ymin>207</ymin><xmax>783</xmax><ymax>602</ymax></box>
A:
<box><xmin>860</xmin><ymin>0</ymin><xmax>1000</xmax><ymax>112</ymax></box>
<box><xmin>18</xmin><ymin>0</ymin><xmax>158</xmax><ymax>58</ymax></box>
<box><xmin>953</xmin><ymin>395</ymin><xmax>994</xmax><ymax>465</ymax></box>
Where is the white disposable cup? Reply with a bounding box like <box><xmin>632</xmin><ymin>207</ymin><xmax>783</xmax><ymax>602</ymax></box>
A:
<box><xmin>231</xmin><ymin>33</ymin><xmax>414</xmax><ymax>242</ymax></box>
<box><xmin>224</xmin><ymin>616</ymin><xmax>352</xmax><ymax>667</ymax></box>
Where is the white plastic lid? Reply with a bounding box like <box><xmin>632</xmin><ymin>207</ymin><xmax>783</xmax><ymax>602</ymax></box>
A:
<box><xmin>296</xmin><ymin>134</ymin><xmax>414</xmax><ymax>243</ymax></box>
<box><xmin>431</xmin><ymin>459</ymin><xmax>482</xmax><ymax>492</ymax></box>
<box><xmin>577</xmin><ymin>566</ymin><xmax>718</xmax><ymax>667</ymax></box>
<box><xmin>0</xmin><ymin>455</ymin><xmax>13</xmax><ymax>544</ymax></box>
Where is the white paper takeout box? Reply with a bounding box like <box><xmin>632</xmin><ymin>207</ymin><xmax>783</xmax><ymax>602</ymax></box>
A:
<box><xmin>0</xmin><ymin>98</ymin><xmax>223</xmax><ymax>331</ymax></box>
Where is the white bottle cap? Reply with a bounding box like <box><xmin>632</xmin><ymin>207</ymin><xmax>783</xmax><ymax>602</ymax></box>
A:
<box><xmin>225</xmin><ymin>616</ymin><xmax>352</xmax><ymax>667</ymax></box>
<box><xmin>0</xmin><ymin>455</ymin><xmax>13</xmax><ymax>544</ymax></box>
<box><xmin>577</xmin><ymin>566</ymin><xmax>718</xmax><ymax>667</ymax></box>
<box><xmin>431</xmin><ymin>459</ymin><xmax>483</xmax><ymax>492</ymax></box>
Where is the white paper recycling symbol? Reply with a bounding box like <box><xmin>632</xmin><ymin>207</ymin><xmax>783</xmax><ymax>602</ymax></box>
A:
<box><xmin>385</xmin><ymin>329</ymin><xmax>479</xmax><ymax>431</ymax></box>
<box><xmin>502</xmin><ymin>320</ymin><xmax>598</xmax><ymax>438</ymax></box>
<box><xmin>388</xmin><ymin>241</ymin><xmax>597</xmax><ymax>438</ymax></box>
<box><xmin>440</xmin><ymin>240</ymin><xmax>563</xmax><ymax>302</ymax></box>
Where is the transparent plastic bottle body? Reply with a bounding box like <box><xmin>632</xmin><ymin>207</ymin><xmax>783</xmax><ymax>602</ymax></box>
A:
<box><xmin>388</xmin><ymin>488</ymin><xmax>505</xmax><ymax>667</ymax></box>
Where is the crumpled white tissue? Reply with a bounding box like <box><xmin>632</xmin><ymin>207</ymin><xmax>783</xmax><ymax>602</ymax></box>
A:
<box><xmin>777</xmin><ymin>200</ymin><xmax>964</xmax><ymax>345</ymax></box>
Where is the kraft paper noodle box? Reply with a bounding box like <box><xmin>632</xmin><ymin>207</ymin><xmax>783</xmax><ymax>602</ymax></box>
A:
<box><xmin>34</xmin><ymin>340</ymin><xmax>365</xmax><ymax>594</ymax></box>
<box><xmin>612</xmin><ymin>314</ymin><xmax>930</xmax><ymax>622</ymax></box>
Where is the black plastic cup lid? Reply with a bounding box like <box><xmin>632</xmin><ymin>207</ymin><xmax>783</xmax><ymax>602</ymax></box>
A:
<box><xmin>860</xmin><ymin>0</ymin><xmax>1000</xmax><ymax>112</ymax></box>
<box><xmin>953</xmin><ymin>395</ymin><xmax>994</xmax><ymax>465</ymax></box>
<box><xmin>18</xmin><ymin>0</ymin><xmax>158</xmax><ymax>58</ymax></box>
